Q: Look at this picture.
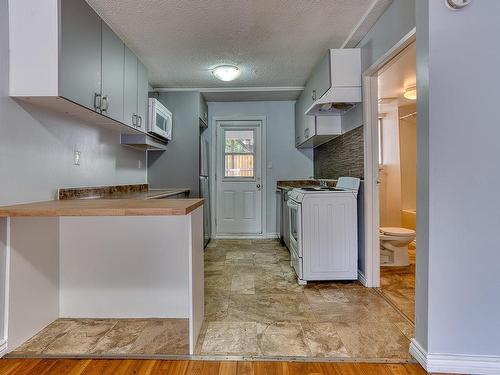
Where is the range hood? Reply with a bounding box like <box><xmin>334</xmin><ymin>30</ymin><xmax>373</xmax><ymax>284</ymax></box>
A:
<box><xmin>305</xmin><ymin>49</ymin><xmax>362</xmax><ymax>116</ymax></box>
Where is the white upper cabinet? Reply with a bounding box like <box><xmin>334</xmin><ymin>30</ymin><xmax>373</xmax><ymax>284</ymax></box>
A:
<box><xmin>8</xmin><ymin>0</ymin><xmax>149</xmax><ymax>135</ymax></box>
<box><xmin>305</xmin><ymin>49</ymin><xmax>361</xmax><ymax>116</ymax></box>
<box><xmin>295</xmin><ymin>48</ymin><xmax>360</xmax><ymax>148</ymax></box>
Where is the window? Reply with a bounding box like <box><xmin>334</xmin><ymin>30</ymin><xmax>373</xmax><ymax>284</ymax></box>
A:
<box><xmin>224</xmin><ymin>129</ymin><xmax>255</xmax><ymax>178</ymax></box>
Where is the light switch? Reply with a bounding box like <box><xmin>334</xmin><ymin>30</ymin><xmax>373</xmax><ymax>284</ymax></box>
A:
<box><xmin>267</xmin><ymin>161</ymin><xmax>273</xmax><ymax>169</ymax></box>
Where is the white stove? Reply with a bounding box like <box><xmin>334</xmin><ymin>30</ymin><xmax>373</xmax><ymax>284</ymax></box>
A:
<box><xmin>287</xmin><ymin>177</ymin><xmax>360</xmax><ymax>285</ymax></box>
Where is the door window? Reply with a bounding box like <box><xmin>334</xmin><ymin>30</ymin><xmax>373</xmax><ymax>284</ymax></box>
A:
<box><xmin>224</xmin><ymin>129</ymin><xmax>255</xmax><ymax>178</ymax></box>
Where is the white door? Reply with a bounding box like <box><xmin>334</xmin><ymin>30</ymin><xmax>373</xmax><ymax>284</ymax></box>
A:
<box><xmin>216</xmin><ymin>121</ymin><xmax>262</xmax><ymax>235</ymax></box>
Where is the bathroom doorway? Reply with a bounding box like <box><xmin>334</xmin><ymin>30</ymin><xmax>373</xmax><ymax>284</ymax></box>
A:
<box><xmin>374</xmin><ymin>41</ymin><xmax>417</xmax><ymax>322</ymax></box>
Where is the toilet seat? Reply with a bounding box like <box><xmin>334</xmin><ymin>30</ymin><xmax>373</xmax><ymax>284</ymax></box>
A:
<box><xmin>380</xmin><ymin>227</ymin><xmax>415</xmax><ymax>237</ymax></box>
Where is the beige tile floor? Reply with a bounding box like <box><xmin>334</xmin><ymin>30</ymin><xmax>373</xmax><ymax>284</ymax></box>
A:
<box><xmin>196</xmin><ymin>239</ymin><xmax>414</xmax><ymax>359</ymax></box>
<box><xmin>378</xmin><ymin>246</ymin><xmax>416</xmax><ymax>322</ymax></box>
<box><xmin>9</xmin><ymin>318</ymin><xmax>189</xmax><ymax>356</ymax></box>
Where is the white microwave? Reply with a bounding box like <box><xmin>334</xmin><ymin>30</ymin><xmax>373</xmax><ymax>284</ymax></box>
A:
<box><xmin>148</xmin><ymin>98</ymin><xmax>172</xmax><ymax>140</ymax></box>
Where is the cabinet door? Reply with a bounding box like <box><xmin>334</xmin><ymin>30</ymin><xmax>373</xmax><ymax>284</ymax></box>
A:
<box><xmin>101</xmin><ymin>23</ymin><xmax>124</xmax><ymax>122</ymax></box>
<box><xmin>199</xmin><ymin>94</ymin><xmax>208</xmax><ymax>124</ymax></box>
<box><xmin>310</xmin><ymin>51</ymin><xmax>331</xmax><ymax>102</ymax></box>
<box><xmin>59</xmin><ymin>0</ymin><xmax>102</xmax><ymax>111</ymax></box>
<box><xmin>136</xmin><ymin>60</ymin><xmax>149</xmax><ymax>133</ymax></box>
<box><xmin>123</xmin><ymin>47</ymin><xmax>138</xmax><ymax>128</ymax></box>
<box><xmin>295</xmin><ymin>93</ymin><xmax>305</xmax><ymax>147</ymax></box>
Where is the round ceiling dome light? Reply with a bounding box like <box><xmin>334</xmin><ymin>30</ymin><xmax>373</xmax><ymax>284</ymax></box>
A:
<box><xmin>403</xmin><ymin>85</ymin><xmax>417</xmax><ymax>100</ymax></box>
<box><xmin>212</xmin><ymin>65</ymin><xmax>240</xmax><ymax>82</ymax></box>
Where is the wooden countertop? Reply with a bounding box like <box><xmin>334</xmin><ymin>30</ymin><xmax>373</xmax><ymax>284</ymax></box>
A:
<box><xmin>0</xmin><ymin>199</ymin><xmax>204</xmax><ymax>217</ymax></box>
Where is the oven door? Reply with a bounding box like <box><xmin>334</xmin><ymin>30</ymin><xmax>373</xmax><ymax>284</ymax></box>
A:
<box><xmin>287</xmin><ymin>198</ymin><xmax>302</xmax><ymax>279</ymax></box>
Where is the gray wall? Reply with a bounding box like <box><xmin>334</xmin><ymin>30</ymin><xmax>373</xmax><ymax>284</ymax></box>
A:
<box><xmin>0</xmin><ymin>0</ymin><xmax>147</xmax><ymax>207</ymax></box>
<box><xmin>147</xmin><ymin>92</ymin><xmax>201</xmax><ymax>197</ymax></box>
<box><xmin>333</xmin><ymin>0</ymin><xmax>416</xmax><ymax>279</ymax></box>
<box><xmin>416</xmin><ymin>0</ymin><xmax>500</xmax><ymax>358</ymax></box>
<box><xmin>314</xmin><ymin>126</ymin><xmax>364</xmax><ymax>180</ymax></box>
<box><xmin>208</xmin><ymin>101</ymin><xmax>313</xmax><ymax>235</ymax></box>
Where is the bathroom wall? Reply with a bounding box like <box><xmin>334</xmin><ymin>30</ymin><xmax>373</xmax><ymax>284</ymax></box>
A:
<box><xmin>399</xmin><ymin>104</ymin><xmax>417</xmax><ymax>211</ymax></box>
<box><xmin>313</xmin><ymin>125</ymin><xmax>364</xmax><ymax>179</ymax></box>
<box><xmin>379</xmin><ymin>102</ymin><xmax>402</xmax><ymax>227</ymax></box>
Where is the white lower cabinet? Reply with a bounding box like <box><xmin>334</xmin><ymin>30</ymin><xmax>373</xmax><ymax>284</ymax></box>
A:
<box><xmin>301</xmin><ymin>194</ymin><xmax>358</xmax><ymax>280</ymax></box>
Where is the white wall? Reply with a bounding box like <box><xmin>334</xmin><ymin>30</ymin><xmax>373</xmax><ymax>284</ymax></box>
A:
<box><xmin>208</xmin><ymin>101</ymin><xmax>313</xmax><ymax>235</ymax></box>
<box><xmin>379</xmin><ymin>103</ymin><xmax>402</xmax><ymax>227</ymax></box>
<box><xmin>415</xmin><ymin>0</ymin><xmax>500</xmax><ymax>367</ymax></box>
<box><xmin>0</xmin><ymin>0</ymin><xmax>147</xmax><ymax>207</ymax></box>
<box><xmin>348</xmin><ymin>0</ymin><xmax>416</xmax><ymax>278</ymax></box>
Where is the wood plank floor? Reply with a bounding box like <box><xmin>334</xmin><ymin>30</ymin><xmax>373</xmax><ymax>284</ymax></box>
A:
<box><xmin>0</xmin><ymin>359</ymin><xmax>427</xmax><ymax>374</ymax></box>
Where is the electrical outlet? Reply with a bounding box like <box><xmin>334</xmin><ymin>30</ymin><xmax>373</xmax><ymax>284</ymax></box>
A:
<box><xmin>73</xmin><ymin>150</ymin><xmax>81</xmax><ymax>166</ymax></box>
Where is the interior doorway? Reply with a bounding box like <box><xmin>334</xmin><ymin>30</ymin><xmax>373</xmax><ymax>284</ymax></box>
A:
<box><xmin>376</xmin><ymin>42</ymin><xmax>417</xmax><ymax>322</ymax></box>
<box><xmin>214</xmin><ymin>119</ymin><xmax>265</xmax><ymax>237</ymax></box>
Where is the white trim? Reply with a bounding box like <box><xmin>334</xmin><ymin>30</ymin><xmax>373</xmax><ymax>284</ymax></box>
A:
<box><xmin>153</xmin><ymin>86</ymin><xmax>304</xmax><ymax>93</ymax></box>
<box><xmin>212</xmin><ymin>116</ymin><xmax>267</xmax><ymax>238</ymax></box>
<box><xmin>357</xmin><ymin>270</ymin><xmax>368</xmax><ymax>286</ymax></box>
<box><xmin>409</xmin><ymin>339</ymin><xmax>427</xmax><ymax>369</ymax></box>
<box><xmin>3</xmin><ymin>218</ymin><xmax>10</xmax><ymax>355</ymax></box>
<box><xmin>340</xmin><ymin>0</ymin><xmax>392</xmax><ymax>49</ymax></box>
<box><xmin>215</xmin><ymin>233</ymin><xmax>279</xmax><ymax>240</ymax></box>
<box><xmin>362</xmin><ymin>28</ymin><xmax>416</xmax><ymax>288</ymax></box>
<box><xmin>410</xmin><ymin>339</ymin><xmax>500</xmax><ymax>375</ymax></box>
<box><xmin>0</xmin><ymin>339</ymin><xmax>7</xmax><ymax>358</ymax></box>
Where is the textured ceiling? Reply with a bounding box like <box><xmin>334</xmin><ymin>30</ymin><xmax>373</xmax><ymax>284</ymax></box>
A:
<box><xmin>87</xmin><ymin>0</ymin><xmax>391</xmax><ymax>90</ymax></box>
<box><xmin>378</xmin><ymin>42</ymin><xmax>416</xmax><ymax>106</ymax></box>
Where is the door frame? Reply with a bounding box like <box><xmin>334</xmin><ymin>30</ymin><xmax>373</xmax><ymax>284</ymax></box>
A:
<box><xmin>210</xmin><ymin>116</ymin><xmax>267</xmax><ymax>239</ymax></box>
<box><xmin>362</xmin><ymin>28</ymin><xmax>416</xmax><ymax>287</ymax></box>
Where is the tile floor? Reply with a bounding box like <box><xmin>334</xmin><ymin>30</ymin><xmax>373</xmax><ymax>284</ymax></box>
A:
<box><xmin>9</xmin><ymin>240</ymin><xmax>415</xmax><ymax>360</ymax></box>
<box><xmin>197</xmin><ymin>239</ymin><xmax>414</xmax><ymax>359</ymax></box>
<box><xmin>378</xmin><ymin>246</ymin><xmax>416</xmax><ymax>322</ymax></box>
<box><xmin>9</xmin><ymin>319</ymin><xmax>189</xmax><ymax>356</ymax></box>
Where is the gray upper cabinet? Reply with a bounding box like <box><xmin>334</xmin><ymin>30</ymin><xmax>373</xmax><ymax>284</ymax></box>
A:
<box><xmin>59</xmin><ymin>0</ymin><xmax>102</xmax><ymax>111</ymax></box>
<box><xmin>137</xmin><ymin>61</ymin><xmax>149</xmax><ymax>133</ymax></box>
<box><xmin>124</xmin><ymin>50</ymin><xmax>148</xmax><ymax>133</ymax></box>
<box><xmin>101</xmin><ymin>23</ymin><xmax>125</xmax><ymax>122</ymax></box>
<box><xmin>9</xmin><ymin>0</ymin><xmax>152</xmax><ymax>139</ymax></box>
<box><xmin>308</xmin><ymin>52</ymin><xmax>331</xmax><ymax>104</ymax></box>
<box><xmin>124</xmin><ymin>47</ymin><xmax>139</xmax><ymax>128</ymax></box>
<box><xmin>198</xmin><ymin>95</ymin><xmax>208</xmax><ymax>125</ymax></box>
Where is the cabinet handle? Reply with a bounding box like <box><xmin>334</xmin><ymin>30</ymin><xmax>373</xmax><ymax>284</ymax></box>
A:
<box><xmin>138</xmin><ymin>116</ymin><xmax>142</xmax><ymax>127</ymax></box>
<box><xmin>94</xmin><ymin>93</ymin><xmax>102</xmax><ymax>111</ymax></box>
<box><xmin>312</xmin><ymin>90</ymin><xmax>317</xmax><ymax>101</ymax></box>
<box><xmin>101</xmin><ymin>95</ymin><xmax>108</xmax><ymax>113</ymax></box>
<box><xmin>132</xmin><ymin>114</ymin><xmax>138</xmax><ymax>127</ymax></box>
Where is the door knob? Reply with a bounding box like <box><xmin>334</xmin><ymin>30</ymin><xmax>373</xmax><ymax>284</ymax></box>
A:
<box><xmin>257</xmin><ymin>184</ymin><xmax>261</xmax><ymax>189</ymax></box>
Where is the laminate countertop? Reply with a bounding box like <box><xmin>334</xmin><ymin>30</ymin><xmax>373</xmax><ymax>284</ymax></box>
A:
<box><xmin>0</xmin><ymin>198</ymin><xmax>204</xmax><ymax>217</ymax></box>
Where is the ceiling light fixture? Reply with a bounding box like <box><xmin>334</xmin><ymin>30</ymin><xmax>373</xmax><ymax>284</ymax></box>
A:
<box><xmin>403</xmin><ymin>85</ymin><xmax>417</xmax><ymax>100</ymax></box>
<box><xmin>212</xmin><ymin>65</ymin><xmax>240</xmax><ymax>82</ymax></box>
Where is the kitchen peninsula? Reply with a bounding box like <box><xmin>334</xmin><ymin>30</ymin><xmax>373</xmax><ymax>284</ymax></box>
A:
<box><xmin>0</xmin><ymin>198</ymin><xmax>204</xmax><ymax>356</ymax></box>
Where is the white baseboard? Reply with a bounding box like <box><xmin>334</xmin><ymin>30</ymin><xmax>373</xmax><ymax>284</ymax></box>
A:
<box><xmin>0</xmin><ymin>339</ymin><xmax>8</xmax><ymax>358</ymax></box>
<box><xmin>358</xmin><ymin>270</ymin><xmax>368</xmax><ymax>286</ymax></box>
<box><xmin>410</xmin><ymin>338</ymin><xmax>500</xmax><ymax>374</ymax></box>
<box><xmin>214</xmin><ymin>233</ymin><xmax>279</xmax><ymax>240</ymax></box>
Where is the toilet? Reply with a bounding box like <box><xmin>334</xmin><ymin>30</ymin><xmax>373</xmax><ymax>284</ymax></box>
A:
<box><xmin>380</xmin><ymin>227</ymin><xmax>416</xmax><ymax>266</ymax></box>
